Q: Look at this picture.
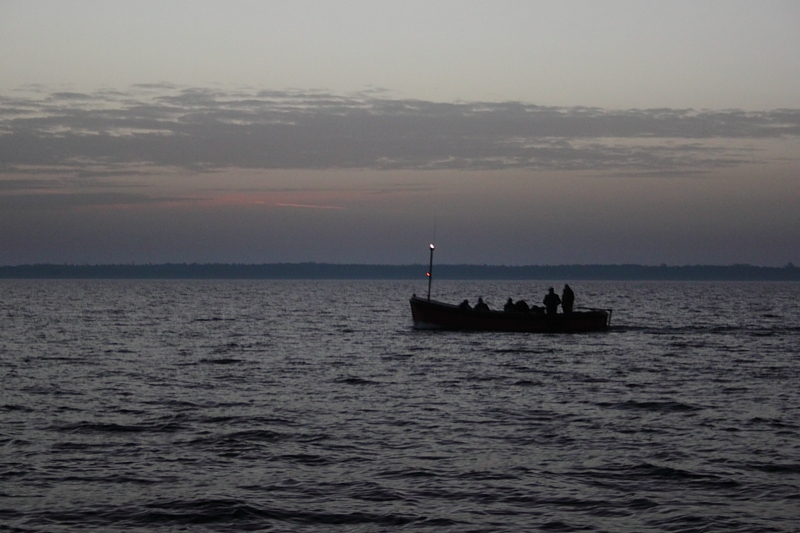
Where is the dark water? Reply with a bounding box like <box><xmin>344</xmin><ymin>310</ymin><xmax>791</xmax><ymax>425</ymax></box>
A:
<box><xmin>1</xmin><ymin>280</ymin><xmax>799</xmax><ymax>532</ymax></box>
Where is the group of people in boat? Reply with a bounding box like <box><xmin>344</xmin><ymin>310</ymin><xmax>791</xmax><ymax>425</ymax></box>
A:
<box><xmin>458</xmin><ymin>284</ymin><xmax>575</xmax><ymax>315</ymax></box>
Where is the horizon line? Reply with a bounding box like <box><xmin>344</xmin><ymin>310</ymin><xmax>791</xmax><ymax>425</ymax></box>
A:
<box><xmin>1</xmin><ymin>262</ymin><xmax>797</xmax><ymax>268</ymax></box>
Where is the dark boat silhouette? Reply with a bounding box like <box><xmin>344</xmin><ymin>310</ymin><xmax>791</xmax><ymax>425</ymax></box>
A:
<box><xmin>409</xmin><ymin>244</ymin><xmax>611</xmax><ymax>332</ymax></box>
<box><xmin>409</xmin><ymin>295</ymin><xmax>611</xmax><ymax>332</ymax></box>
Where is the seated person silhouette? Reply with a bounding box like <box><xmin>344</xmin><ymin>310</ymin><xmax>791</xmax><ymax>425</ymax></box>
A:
<box><xmin>474</xmin><ymin>297</ymin><xmax>490</xmax><ymax>312</ymax></box>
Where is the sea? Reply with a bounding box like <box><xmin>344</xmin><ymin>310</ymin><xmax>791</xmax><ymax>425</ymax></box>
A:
<box><xmin>1</xmin><ymin>279</ymin><xmax>799</xmax><ymax>532</ymax></box>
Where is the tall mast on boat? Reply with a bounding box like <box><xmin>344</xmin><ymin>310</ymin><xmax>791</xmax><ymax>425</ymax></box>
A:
<box><xmin>427</xmin><ymin>243</ymin><xmax>434</xmax><ymax>301</ymax></box>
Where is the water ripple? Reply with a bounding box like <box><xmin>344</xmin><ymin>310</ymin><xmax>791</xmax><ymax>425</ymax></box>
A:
<box><xmin>1</xmin><ymin>279</ymin><xmax>799</xmax><ymax>532</ymax></box>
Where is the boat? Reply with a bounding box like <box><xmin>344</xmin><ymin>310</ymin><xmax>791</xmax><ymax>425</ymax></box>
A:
<box><xmin>409</xmin><ymin>295</ymin><xmax>611</xmax><ymax>332</ymax></box>
<box><xmin>409</xmin><ymin>244</ymin><xmax>611</xmax><ymax>332</ymax></box>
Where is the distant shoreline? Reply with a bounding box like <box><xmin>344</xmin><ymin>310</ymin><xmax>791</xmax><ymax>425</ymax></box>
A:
<box><xmin>1</xmin><ymin>263</ymin><xmax>798</xmax><ymax>281</ymax></box>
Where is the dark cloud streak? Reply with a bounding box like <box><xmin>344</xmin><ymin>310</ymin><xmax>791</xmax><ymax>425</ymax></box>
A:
<box><xmin>0</xmin><ymin>192</ymin><xmax>183</xmax><ymax>210</ymax></box>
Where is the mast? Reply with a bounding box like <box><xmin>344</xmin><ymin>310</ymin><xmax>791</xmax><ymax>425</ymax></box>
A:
<box><xmin>427</xmin><ymin>243</ymin><xmax>434</xmax><ymax>300</ymax></box>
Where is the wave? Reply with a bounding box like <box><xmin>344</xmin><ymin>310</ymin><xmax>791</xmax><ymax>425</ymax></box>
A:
<box><xmin>22</xmin><ymin>498</ymin><xmax>451</xmax><ymax>529</ymax></box>
<box><xmin>596</xmin><ymin>400</ymin><xmax>702</xmax><ymax>413</ymax></box>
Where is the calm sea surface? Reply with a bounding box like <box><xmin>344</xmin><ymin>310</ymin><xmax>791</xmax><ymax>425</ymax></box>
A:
<box><xmin>1</xmin><ymin>280</ymin><xmax>799</xmax><ymax>532</ymax></box>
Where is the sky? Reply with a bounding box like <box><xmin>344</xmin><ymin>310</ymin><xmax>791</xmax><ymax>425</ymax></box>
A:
<box><xmin>1</xmin><ymin>0</ymin><xmax>799</xmax><ymax>266</ymax></box>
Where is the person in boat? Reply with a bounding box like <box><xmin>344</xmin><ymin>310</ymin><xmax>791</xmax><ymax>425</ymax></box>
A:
<box><xmin>561</xmin><ymin>284</ymin><xmax>575</xmax><ymax>314</ymax></box>
<box><xmin>504</xmin><ymin>298</ymin><xmax>530</xmax><ymax>313</ymax></box>
<box><xmin>543</xmin><ymin>287</ymin><xmax>561</xmax><ymax>315</ymax></box>
<box><xmin>474</xmin><ymin>297</ymin><xmax>490</xmax><ymax>312</ymax></box>
<box><xmin>458</xmin><ymin>299</ymin><xmax>471</xmax><ymax>310</ymax></box>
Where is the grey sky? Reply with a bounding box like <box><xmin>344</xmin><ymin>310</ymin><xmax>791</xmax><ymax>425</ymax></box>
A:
<box><xmin>3</xmin><ymin>1</ymin><xmax>800</xmax><ymax>109</ymax></box>
<box><xmin>1</xmin><ymin>1</ymin><xmax>798</xmax><ymax>265</ymax></box>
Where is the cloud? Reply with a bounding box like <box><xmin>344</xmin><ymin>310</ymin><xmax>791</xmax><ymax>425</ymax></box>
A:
<box><xmin>1</xmin><ymin>86</ymin><xmax>798</xmax><ymax>179</ymax></box>
<box><xmin>0</xmin><ymin>192</ymin><xmax>183</xmax><ymax>210</ymax></box>
<box><xmin>276</xmin><ymin>203</ymin><xmax>346</xmax><ymax>210</ymax></box>
<box><xmin>0</xmin><ymin>178</ymin><xmax>63</xmax><ymax>191</ymax></box>
<box><xmin>50</xmin><ymin>92</ymin><xmax>94</xmax><ymax>101</ymax></box>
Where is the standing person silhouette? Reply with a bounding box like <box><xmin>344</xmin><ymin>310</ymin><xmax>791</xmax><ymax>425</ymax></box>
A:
<box><xmin>562</xmin><ymin>284</ymin><xmax>574</xmax><ymax>314</ymax></box>
<box><xmin>543</xmin><ymin>287</ymin><xmax>561</xmax><ymax>316</ymax></box>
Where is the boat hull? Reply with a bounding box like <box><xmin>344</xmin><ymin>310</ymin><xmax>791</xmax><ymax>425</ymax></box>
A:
<box><xmin>410</xmin><ymin>296</ymin><xmax>610</xmax><ymax>333</ymax></box>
